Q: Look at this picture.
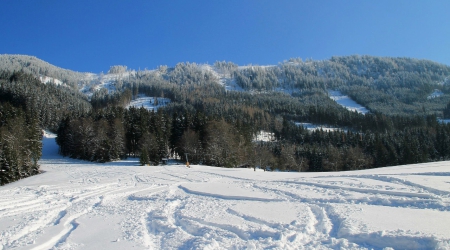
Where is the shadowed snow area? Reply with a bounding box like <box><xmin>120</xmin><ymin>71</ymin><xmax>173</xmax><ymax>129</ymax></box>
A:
<box><xmin>1</xmin><ymin>132</ymin><xmax>450</xmax><ymax>249</ymax></box>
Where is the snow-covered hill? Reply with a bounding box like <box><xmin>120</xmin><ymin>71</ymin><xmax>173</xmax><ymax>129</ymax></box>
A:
<box><xmin>1</xmin><ymin>132</ymin><xmax>450</xmax><ymax>249</ymax></box>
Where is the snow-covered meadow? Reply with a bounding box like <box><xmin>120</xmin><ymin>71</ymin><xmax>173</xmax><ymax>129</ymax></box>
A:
<box><xmin>126</xmin><ymin>95</ymin><xmax>171</xmax><ymax>112</ymax></box>
<box><xmin>1</xmin><ymin>133</ymin><xmax>450</xmax><ymax>249</ymax></box>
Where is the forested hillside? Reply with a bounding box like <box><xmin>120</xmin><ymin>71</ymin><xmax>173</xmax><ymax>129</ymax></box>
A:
<box><xmin>0</xmin><ymin>100</ymin><xmax>41</xmax><ymax>185</ymax></box>
<box><xmin>2</xmin><ymin>54</ymin><xmax>450</xmax><ymax>185</ymax></box>
<box><xmin>0</xmin><ymin>55</ymin><xmax>90</xmax><ymax>88</ymax></box>
<box><xmin>232</xmin><ymin>56</ymin><xmax>450</xmax><ymax>115</ymax></box>
<box><xmin>0</xmin><ymin>70</ymin><xmax>91</xmax><ymax>185</ymax></box>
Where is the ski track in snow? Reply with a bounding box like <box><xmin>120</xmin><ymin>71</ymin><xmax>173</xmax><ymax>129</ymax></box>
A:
<box><xmin>1</xmin><ymin>134</ymin><xmax>450</xmax><ymax>249</ymax></box>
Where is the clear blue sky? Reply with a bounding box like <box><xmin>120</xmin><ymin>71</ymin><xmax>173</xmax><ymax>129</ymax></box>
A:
<box><xmin>1</xmin><ymin>1</ymin><xmax>449</xmax><ymax>73</ymax></box>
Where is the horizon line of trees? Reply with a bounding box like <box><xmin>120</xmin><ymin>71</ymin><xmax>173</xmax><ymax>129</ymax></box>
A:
<box><xmin>55</xmin><ymin>101</ymin><xmax>450</xmax><ymax>174</ymax></box>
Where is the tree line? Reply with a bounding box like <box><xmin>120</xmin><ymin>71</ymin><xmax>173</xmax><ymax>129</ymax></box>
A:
<box><xmin>2</xmin><ymin>55</ymin><xmax>450</xmax><ymax>186</ymax></box>
<box><xmin>56</xmin><ymin>93</ymin><xmax>450</xmax><ymax>174</ymax></box>
<box><xmin>0</xmin><ymin>97</ymin><xmax>42</xmax><ymax>185</ymax></box>
<box><xmin>71</xmin><ymin>58</ymin><xmax>450</xmax><ymax>172</ymax></box>
<box><xmin>0</xmin><ymin>70</ymin><xmax>91</xmax><ymax>185</ymax></box>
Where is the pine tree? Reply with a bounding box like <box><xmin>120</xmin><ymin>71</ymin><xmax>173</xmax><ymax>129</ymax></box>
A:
<box><xmin>140</xmin><ymin>149</ymin><xmax>149</xmax><ymax>166</ymax></box>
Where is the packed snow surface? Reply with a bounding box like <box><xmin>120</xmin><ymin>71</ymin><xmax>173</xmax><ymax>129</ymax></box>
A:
<box><xmin>1</xmin><ymin>132</ymin><xmax>450</xmax><ymax>249</ymax></box>
<box><xmin>328</xmin><ymin>90</ymin><xmax>369</xmax><ymax>114</ymax></box>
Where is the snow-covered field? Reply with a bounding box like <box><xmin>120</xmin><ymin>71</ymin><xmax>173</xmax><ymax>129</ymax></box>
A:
<box><xmin>295</xmin><ymin>123</ymin><xmax>345</xmax><ymax>133</ymax></box>
<box><xmin>1</xmin><ymin>133</ymin><xmax>450</xmax><ymax>249</ymax></box>
<box><xmin>328</xmin><ymin>90</ymin><xmax>369</xmax><ymax>114</ymax></box>
<box><xmin>126</xmin><ymin>95</ymin><xmax>171</xmax><ymax>112</ymax></box>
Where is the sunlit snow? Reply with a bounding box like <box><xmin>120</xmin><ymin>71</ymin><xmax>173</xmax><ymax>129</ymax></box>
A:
<box><xmin>208</xmin><ymin>65</ymin><xmax>245</xmax><ymax>92</ymax></box>
<box><xmin>79</xmin><ymin>71</ymin><xmax>136</xmax><ymax>97</ymax></box>
<box><xmin>328</xmin><ymin>90</ymin><xmax>369</xmax><ymax>114</ymax></box>
<box><xmin>93</xmin><ymin>81</ymin><xmax>115</xmax><ymax>94</ymax></box>
<box><xmin>253</xmin><ymin>131</ymin><xmax>275</xmax><ymax>142</ymax></box>
<box><xmin>1</xmin><ymin>132</ymin><xmax>450</xmax><ymax>249</ymax></box>
<box><xmin>39</xmin><ymin>76</ymin><xmax>63</xmax><ymax>86</ymax></box>
<box><xmin>126</xmin><ymin>95</ymin><xmax>170</xmax><ymax>111</ymax></box>
<box><xmin>295</xmin><ymin>122</ymin><xmax>346</xmax><ymax>132</ymax></box>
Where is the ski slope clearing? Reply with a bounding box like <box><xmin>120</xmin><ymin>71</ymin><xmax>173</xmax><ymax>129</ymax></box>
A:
<box><xmin>1</xmin><ymin>133</ymin><xmax>450</xmax><ymax>249</ymax></box>
<box><xmin>206</xmin><ymin>65</ymin><xmax>245</xmax><ymax>92</ymax></box>
<box><xmin>328</xmin><ymin>90</ymin><xmax>369</xmax><ymax>114</ymax></box>
<box><xmin>126</xmin><ymin>95</ymin><xmax>170</xmax><ymax>112</ymax></box>
<box><xmin>295</xmin><ymin>122</ymin><xmax>346</xmax><ymax>132</ymax></box>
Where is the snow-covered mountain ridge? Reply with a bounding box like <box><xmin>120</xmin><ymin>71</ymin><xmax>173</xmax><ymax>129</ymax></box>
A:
<box><xmin>2</xmin><ymin>54</ymin><xmax>450</xmax><ymax>117</ymax></box>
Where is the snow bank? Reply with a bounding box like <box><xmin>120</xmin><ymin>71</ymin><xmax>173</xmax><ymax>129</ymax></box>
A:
<box><xmin>1</xmin><ymin>132</ymin><xmax>450</xmax><ymax>249</ymax></box>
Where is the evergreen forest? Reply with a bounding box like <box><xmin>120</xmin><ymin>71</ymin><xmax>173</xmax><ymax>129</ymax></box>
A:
<box><xmin>2</xmin><ymin>54</ymin><xmax>450</xmax><ymax>185</ymax></box>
